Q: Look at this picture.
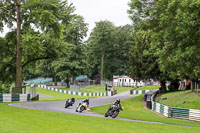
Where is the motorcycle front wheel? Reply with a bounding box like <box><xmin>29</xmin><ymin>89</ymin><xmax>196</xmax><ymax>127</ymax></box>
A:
<box><xmin>104</xmin><ymin>112</ymin><xmax>109</xmax><ymax>117</ymax></box>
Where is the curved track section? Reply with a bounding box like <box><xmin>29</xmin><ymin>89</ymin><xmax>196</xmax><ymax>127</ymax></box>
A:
<box><xmin>10</xmin><ymin>91</ymin><xmax>200</xmax><ymax>129</ymax></box>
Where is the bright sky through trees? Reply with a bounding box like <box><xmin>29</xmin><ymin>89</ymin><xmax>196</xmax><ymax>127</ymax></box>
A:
<box><xmin>0</xmin><ymin>0</ymin><xmax>132</xmax><ymax>37</ymax></box>
<box><xmin>68</xmin><ymin>0</ymin><xmax>132</xmax><ymax>36</ymax></box>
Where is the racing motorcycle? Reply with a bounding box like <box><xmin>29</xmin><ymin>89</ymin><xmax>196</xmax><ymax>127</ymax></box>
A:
<box><xmin>76</xmin><ymin>102</ymin><xmax>88</xmax><ymax>113</ymax></box>
<box><xmin>104</xmin><ymin>100</ymin><xmax>123</xmax><ymax>118</ymax></box>
<box><xmin>65</xmin><ymin>98</ymin><xmax>75</xmax><ymax>108</ymax></box>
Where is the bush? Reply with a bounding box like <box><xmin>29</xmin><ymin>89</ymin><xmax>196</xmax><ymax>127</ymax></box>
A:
<box><xmin>0</xmin><ymin>81</ymin><xmax>11</xmax><ymax>93</ymax></box>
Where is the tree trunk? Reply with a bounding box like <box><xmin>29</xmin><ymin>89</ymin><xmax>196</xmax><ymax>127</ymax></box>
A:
<box><xmin>15</xmin><ymin>0</ymin><xmax>22</xmax><ymax>93</ymax></box>
<box><xmin>159</xmin><ymin>80</ymin><xmax>167</xmax><ymax>94</ymax></box>
<box><xmin>54</xmin><ymin>75</ymin><xmax>57</xmax><ymax>86</ymax></box>
<box><xmin>66</xmin><ymin>74</ymin><xmax>70</xmax><ymax>88</ymax></box>
<box><xmin>168</xmin><ymin>80</ymin><xmax>179</xmax><ymax>92</ymax></box>
<box><xmin>72</xmin><ymin>75</ymin><xmax>76</xmax><ymax>85</ymax></box>
<box><xmin>191</xmin><ymin>81</ymin><xmax>193</xmax><ymax>92</ymax></box>
<box><xmin>195</xmin><ymin>81</ymin><xmax>197</xmax><ymax>92</ymax></box>
<box><xmin>100</xmin><ymin>52</ymin><xmax>105</xmax><ymax>84</ymax></box>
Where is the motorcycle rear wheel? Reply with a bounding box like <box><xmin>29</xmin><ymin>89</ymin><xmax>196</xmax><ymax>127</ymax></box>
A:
<box><xmin>65</xmin><ymin>103</ymin><xmax>70</xmax><ymax>108</ymax></box>
<box><xmin>112</xmin><ymin>111</ymin><xmax>119</xmax><ymax>118</ymax></box>
<box><xmin>79</xmin><ymin>106</ymin><xmax>85</xmax><ymax>113</ymax></box>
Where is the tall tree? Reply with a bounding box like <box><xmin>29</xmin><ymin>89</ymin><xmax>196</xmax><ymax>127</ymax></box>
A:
<box><xmin>128</xmin><ymin>0</ymin><xmax>200</xmax><ymax>90</ymax></box>
<box><xmin>87</xmin><ymin>21</ymin><xmax>116</xmax><ymax>81</ymax></box>
<box><xmin>53</xmin><ymin>15</ymin><xmax>88</xmax><ymax>86</ymax></box>
<box><xmin>16</xmin><ymin>0</ymin><xmax>22</xmax><ymax>89</ymax></box>
<box><xmin>0</xmin><ymin>0</ymin><xmax>74</xmax><ymax>92</ymax></box>
<box><xmin>128</xmin><ymin>0</ymin><xmax>169</xmax><ymax>92</ymax></box>
<box><xmin>128</xmin><ymin>30</ymin><xmax>168</xmax><ymax>92</ymax></box>
<box><xmin>113</xmin><ymin>25</ymin><xmax>134</xmax><ymax>76</ymax></box>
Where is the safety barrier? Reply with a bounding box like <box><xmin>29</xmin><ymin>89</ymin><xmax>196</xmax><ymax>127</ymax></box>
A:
<box><xmin>152</xmin><ymin>102</ymin><xmax>200</xmax><ymax>122</ymax></box>
<box><xmin>130</xmin><ymin>89</ymin><xmax>200</xmax><ymax>122</ymax></box>
<box><xmin>38</xmin><ymin>85</ymin><xmax>116</xmax><ymax>96</ymax></box>
<box><xmin>130</xmin><ymin>89</ymin><xmax>150</xmax><ymax>95</ymax></box>
<box><xmin>152</xmin><ymin>102</ymin><xmax>170</xmax><ymax>117</ymax></box>
<box><xmin>0</xmin><ymin>94</ymin><xmax>30</xmax><ymax>102</ymax></box>
<box><xmin>189</xmin><ymin>109</ymin><xmax>200</xmax><ymax>122</ymax></box>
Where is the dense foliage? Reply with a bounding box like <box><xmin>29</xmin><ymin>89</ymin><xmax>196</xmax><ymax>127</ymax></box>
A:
<box><xmin>128</xmin><ymin>0</ymin><xmax>200</xmax><ymax>80</ymax></box>
<box><xmin>128</xmin><ymin>0</ymin><xmax>200</xmax><ymax>91</ymax></box>
<box><xmin>86</xmin><ymin>21</ymin><xmax>134</xmax><ymax>80</ymax></box>
<box><xmin>0</xmin><ymin>0</ymin><xmax>75</xmax><ymax>90</ymax></box>
<box><xmin>1</xmin><ymin>0</ymin><xmax>200</xmax><ymax>92</ymax></box>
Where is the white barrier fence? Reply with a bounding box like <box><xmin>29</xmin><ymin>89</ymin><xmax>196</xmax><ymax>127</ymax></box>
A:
<box><xmin>38</xmin><ymin>85</ymin><xmax>115</xmax><ymax>97</ymax></box>
<box><xmin>0</xmin><ymin>94</ymin><xmax>30</xmax><ymax>102</ymax></box>
<box><xmin>130</xmin><ymin>89</ymin><xmax>200</xmax><ymax>122</ymax></box>
<box><xmin>152</xmin><ymin>102</ymin><xmax>200</xmax><ymax>122</ymax></box>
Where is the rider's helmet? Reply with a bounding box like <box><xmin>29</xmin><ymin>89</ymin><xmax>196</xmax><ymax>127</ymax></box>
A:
<box><xmin>116</xmin><ymin>99</ymin><xmax>120</xmax><ymax>104</ymax></box>
<box><xmin>72</xmin><ymin>97</ymin><xmax>75</xmax><ymax>102</ymax></box>
<box><xmin>85</xmin><ymin>98</ymin><xmax>89</xmax><ymax>104</ymax></box>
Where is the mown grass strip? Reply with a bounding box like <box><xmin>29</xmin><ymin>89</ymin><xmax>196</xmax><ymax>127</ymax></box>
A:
<box><xmin>30</xmin><ymin>87</ymin><xmax>95</xmax><ymax>101</ymax></box>
<box><xmin>1</xmin><ymin>103</ymin><xmax>200</xmax><ymax>133</ymax></box>
<box><xmin>157</xmin><ymin>90</ymin><xmax>200</xmax><ymax>110</ymax></box>
<box><xmin>91</xmin><ymin>95</ymin><xmax>200</xmax><ymax>127</ymax></box>
<box><xmin>60</xmin><ymin>85</ymin><xmax>132</xmax><ymax>93</ymax></box>
<box><xmin>137</xmin><ymin>86</ymin><xmax>159</xmax><ymax>90</ymax></box>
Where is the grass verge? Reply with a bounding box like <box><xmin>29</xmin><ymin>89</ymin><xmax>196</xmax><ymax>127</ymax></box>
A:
<box><xmin>1</xmin><ymin>103</ymin><xmax>200</xmax><ymax>133</ymax></box>
<box><xmin>91</xmin><ymin>95</ymin><xmax>200</xmax><ymax>127</ymax></box>
<box><xmin>137</xmin><ymin>86</ymin><xmax>159</xmax><ymax>90</ymax></box>
<box><xmin>156</xmin><ymin>90</ymin><xmax>200</xmax><ymax>110</ymax></box>
<box><xmin>33</xmin><ymin>87</ymin><xmax>95</xmax><ymax>101</ymax></box>
<box><xmin>60</xmin><ymin>85</ymin><xmax>132</xmax><ymax>93</ymax></box>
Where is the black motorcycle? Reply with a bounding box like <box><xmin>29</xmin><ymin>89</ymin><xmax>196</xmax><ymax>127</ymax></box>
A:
<box><xmin>104</xmin><ymin>103</ymin><xmax>123</xmax><ymax>118</ymax></box>
<box><xmin>65</xmin><ymin>98</ymin><xmax>75</xmax><ymax>108</ymax></box>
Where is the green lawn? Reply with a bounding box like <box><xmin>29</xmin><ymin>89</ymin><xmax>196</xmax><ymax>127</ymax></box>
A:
<box><xmin>114</xmin><ymin>86</ymin><xmax>133</xmax><ymax>93</ymax></box>
<box><xmin>33</xmin><ymin>87</ymin><xmax>95</xmax><ymax>101</ymax></box>
<box><xmin>59</xmin><ymin>85</ymin><xmax>132</xmax><ymax>93</ymax></box>
<box><xmin>79</xmin><ymin>85</ymin><xmax>105</xmax><ymax>93</ymax></box>
<box><xmin>1</xmin><ymin>103</ymin><xmax>200</xmax><ymax>133</ymax></box>
<box><xmin>91</xmin><ymin>95</ymin><xmax>200</xmax><ymax>127</ymax></box>
<box><xmin>137</xmin><ymin>86</ymin><xmax>159</xmax><ymax>90</ymax></box>
<box><xmin>156</xmin><ymin>90</ymin><xmax>200</xmax><ymax>110</ymax></box>
<box><xmin>31</xmin><ymin>85</ymin><xmax>132</xmax><ymax>101</ymax></box>
<box><xmin>56</xmin><ymin>85</ymin><xmax>105</xmax><ymax>93</ymax></box>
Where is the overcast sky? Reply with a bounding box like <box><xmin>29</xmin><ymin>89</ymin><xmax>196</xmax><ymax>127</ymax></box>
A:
<box><xmin>68</xmin><ymin>0</ymin><xmax>132</xmax><ymax>36</ymax></box>
<box><xmin>0</xmin><ymin>0</ymin><xmax>132</xmax><ymax>37</ymax></box>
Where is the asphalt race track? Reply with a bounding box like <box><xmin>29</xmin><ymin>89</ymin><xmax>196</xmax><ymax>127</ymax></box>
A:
<box><xmin>11</xmin><ymin>91</ymin><xmax>134</xmax><ymax>117</ymax></box>
<box><xmin>10</xmin><ymin>91</ymin><xmax>200</xmax><ymax>128</ymax></box>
